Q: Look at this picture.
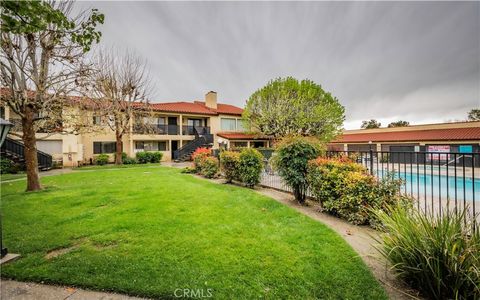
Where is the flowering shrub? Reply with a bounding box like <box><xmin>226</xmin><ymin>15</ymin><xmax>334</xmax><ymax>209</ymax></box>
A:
<box><xmin>192</xmin><ymin>147</ymin><xmax>211</xmax><ymax>173</ymax></box>
<box><xmin>219</xmin><ymin>151</ymin><xmax>240</xmax><ymax>183</ymax></box>
<box><xmin>238</xmin><ymin>148</ymin><xmax>263</xmax><ymax>188</ymax></box>
<box><xmin>307</xmin><ymin>157</ymin><xmax>412</xmax><ymax>226</ymax></box>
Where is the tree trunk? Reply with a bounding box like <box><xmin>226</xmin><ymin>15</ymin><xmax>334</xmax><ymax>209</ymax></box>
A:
<box><xmin>22</xmin><ymin>107</ymin><xmax>41</xmax><ymax>191</ymax></box>
<box><xmin>115</xmin><ymin>130</ymin><xmax>123</xmax><ymax>165</ymax></box>
<box><xmin>294</xmin><ymin>187</ymin><xmax>305</xmax><ymax>204</ymax></box>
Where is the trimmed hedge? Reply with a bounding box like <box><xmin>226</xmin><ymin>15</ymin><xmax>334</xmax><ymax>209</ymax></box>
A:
<box><xmin>219</xmin><ymin>150</ymin><xmax>240</xmax><ymax>183</ymax></box>
<box><xmin>238</xmin><ymin>148</ymin><xmax>263</xmax><ymax>188</ymax></box>
<box><xmin>95</xmin><ymin>154</ymin><xmax>109</xmax><ymax>165</ymax></box>
<box><xmin>136</xmin><ymin>151</ymin><xmax>163</xmax><ymax>164</ymax></box>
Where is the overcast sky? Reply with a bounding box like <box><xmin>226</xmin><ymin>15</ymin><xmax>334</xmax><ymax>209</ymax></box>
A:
<box><xmin>79</xmin><ymin>1</ymin><xmax>479</xmax><ymax>129</ymax></box>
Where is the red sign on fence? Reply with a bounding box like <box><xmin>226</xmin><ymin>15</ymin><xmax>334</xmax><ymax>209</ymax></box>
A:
<box><xmin>427</xmin><ymin>145</ymin><xmax>450</xmax><ymax>161</ymax></box>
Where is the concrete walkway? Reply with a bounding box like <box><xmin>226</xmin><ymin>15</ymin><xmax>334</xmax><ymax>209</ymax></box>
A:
<box><xmin>0</xmin><ymin>280</ymin><xmax>146</xmax><ymax>300</ymax></box>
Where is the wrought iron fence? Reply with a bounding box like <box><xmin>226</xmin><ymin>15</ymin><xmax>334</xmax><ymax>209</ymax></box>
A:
<box><xmin>258</xmin><ymin>149</ymin><xmax>479</xmax><ymax>225</ymax></box>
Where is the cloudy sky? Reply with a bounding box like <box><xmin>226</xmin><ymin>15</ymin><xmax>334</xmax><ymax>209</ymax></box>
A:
<box><xmin>79</xmin><ymin>1</ymin><xmax>479</xmax><ymax>129</ymax></box>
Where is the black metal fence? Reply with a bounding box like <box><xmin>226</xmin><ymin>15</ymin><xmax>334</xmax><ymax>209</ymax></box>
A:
<box><xmin>258</xmin><ymin>149</ymin><xmax>479</xmax><ymax>225</ymax></box>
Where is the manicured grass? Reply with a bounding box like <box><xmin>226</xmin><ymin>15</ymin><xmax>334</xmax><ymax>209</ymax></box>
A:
<box><xmin>73</xmin><ymin>163</ymin><xmax>161</xmax><ymax>170</ymax></box>
<box><xmin>1</xmin><ymin>166</ymin><xmax>386</xmax><ymax>299</ymax></box>
<box><xmin>0</xmin><ymin>173</ymin><xmax>26</xmax><ymax>182</ymax></box>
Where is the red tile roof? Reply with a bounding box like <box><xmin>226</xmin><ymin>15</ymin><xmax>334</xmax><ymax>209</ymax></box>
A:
<box><xmin>1</xmin><ymin>87</ymin><xmax>244</xmax><ymax>116</ymax></box>
<box><xmin>148</xmin><ymin>101</ymin><xmax>243</xmax><ymax>116</ymax></box>
<box><xmin>217</xmin><ymin>132</ymin><xmax>272</xmax><ymax>140</ymax></box>
<box><xmin>333</xmin><ymin>127</ymin><xmax>480</xmax><ymax>143</ymax></box>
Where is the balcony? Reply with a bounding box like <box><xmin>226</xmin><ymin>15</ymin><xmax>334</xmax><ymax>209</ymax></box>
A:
<box><xmin>133</xmin><ymin>124</ymin><xmax>179</xmax><ymax>135</ymax></box>
<box><xmin>182</xmin><ymin>126</ymin><xmax>210</xmax><ymax>136</ymax></box>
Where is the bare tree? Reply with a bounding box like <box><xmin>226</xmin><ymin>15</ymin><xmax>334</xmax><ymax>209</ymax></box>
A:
<box><xmin>90</xmin><ymin>49</ymin><xmax>153</xmax><ymax>164</ymax></box>
<box><xmin>0</xmin><ymin>1</ymin><xmax>104</xmax><ymax>191</ymax></box>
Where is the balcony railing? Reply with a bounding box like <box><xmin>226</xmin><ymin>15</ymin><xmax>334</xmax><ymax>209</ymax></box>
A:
<box><xmin>133</xmin><ymin>124</ymin><xmax>179</xmax><ymax>135</ymax></box>
<box><xmin>182</xmin><ymin>126</ymin><xmax>210</xmax><ymax>136</ymax></box>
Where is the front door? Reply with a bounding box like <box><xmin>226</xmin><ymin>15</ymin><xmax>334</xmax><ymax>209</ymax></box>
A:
<box><xmin>168</xmin><ymin>117</ymin><xmax>178</xmax><ymax>135</ymax></box>
<box><xmin>171</xmin><ymin>140</ymin><xmax>179</xmax><ymax>159</ymax></box>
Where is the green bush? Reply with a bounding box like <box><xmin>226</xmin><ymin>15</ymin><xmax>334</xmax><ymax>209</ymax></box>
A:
<box><xmin>201</xmin><ymin>156</ymin><xmax>219</xmax><ymax>178</ymax></box>
<box><xmin>135</xmin><ymin>151</ymin><xmax>162</xmax><ymax>164</ymax></box>
<box><xmin>272</xmin><ymin>136</ymin><xmax>321</xmax><ymax>203</ymax></box>
<box><xmin>375</xmin><ymin>205</ymin><xmax>480</xmax><ymax>299</ymax></box>
<box><xmin>122</xmin><ymin>152</ymin><xmax>137</xmax><ymax>164</ymax></box>
<box><xmin>136</xmin><ymin>152</ymin><xmax>149</xmax><ymax>164</ymax></box>
<box><xmin>149</xmin><ymin>151</ymin><xmax>163</xmax><ymax>163</ymax></box>
<box><xmin>95</xmin><ymin>154</ymin><xmax>109</xmax><ymax>165</ymax></box>
<box><xmin>0</xmin><ymin>158</ymin><xmax>15</xmax><ymax>174</ymax></box>
<box><xmin>181</xmin><ymin>166</ymin><xmax>196</xmax><ymax>174</ymax></box>
<box><xmin>307</xmin><ymin>156</ymin><xmax>412</xmax><ymax>225</ymax></box>
<box><xmin>219</xmin><ymin>150</ymin><xmax>240</xmax><ymax>183</ymax></box>
<box><xmin>238</xmin><ymin>148</ymin><xmax>263</xmax><ymax>188</ymax></box>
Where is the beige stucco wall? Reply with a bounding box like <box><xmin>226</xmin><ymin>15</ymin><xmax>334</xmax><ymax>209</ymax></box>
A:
<box><xmin>4</xmin><ymin>105</ymin><xmax>251</xmax><ymax>166</ymax></box>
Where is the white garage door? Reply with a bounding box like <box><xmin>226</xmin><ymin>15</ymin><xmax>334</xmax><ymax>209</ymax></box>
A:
<box><xmin>36</xmin><ymin>140</ymin><xmax>62</xmax><ymax>155</ymax></box>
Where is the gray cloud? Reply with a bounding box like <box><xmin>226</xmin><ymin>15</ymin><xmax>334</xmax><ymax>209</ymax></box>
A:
<box><xmin>79</xmin><ymin>1</ymin><xmax>479</xmax><ymax>129</ymax></box>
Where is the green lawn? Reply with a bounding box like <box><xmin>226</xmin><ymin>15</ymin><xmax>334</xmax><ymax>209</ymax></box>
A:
<box><xmin>0</xmin><ymin>173</ymin><xmax>26</xmax><ymax>182</ymax></box>
<box><xmin>1</xmin><ymin>166</ymin><xmax>386</xmax><ymax>299</ymax></box>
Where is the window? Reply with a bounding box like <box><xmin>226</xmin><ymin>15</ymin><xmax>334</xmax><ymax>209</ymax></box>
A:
<box><xmin>0</xmin><ymin>107</ymin><xmax>4</xmax><ymax>119</ymax></box>
<box><xmin>236</xmin><ymin>119</ymin><xmax>245</xmax><ymax>131</ymax></box>
<box><xmin>93</xmin><ymin>115</ymin><xmax>101</xmax><ymax>125</ymax></box>
<box><xmin>221</xmin><ymin>118</ymin><xmax>236</xmax><ymax>131</ymax></box>
<box><xmin>135</xmin><ymin>141</ymin><xmax>168</xmax><ymax>151</ymax></box>
<box><xmin>93</xmin><ymin>142</ymin><xmax>116</xmax><ymax>154</ymax></box>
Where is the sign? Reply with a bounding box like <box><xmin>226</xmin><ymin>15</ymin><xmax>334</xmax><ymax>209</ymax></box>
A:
<box><xmin>459</xmin><ymin>145</ymin><xmax>473</xmax><ymax>153</ymax></box>
<box><xmin>427</xmin><ymin>145</ymin><xmax>450</xmax><ymax>161</ymax></box>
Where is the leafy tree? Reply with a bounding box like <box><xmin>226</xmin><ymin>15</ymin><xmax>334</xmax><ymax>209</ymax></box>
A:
<box><xmin>467</xmin><ymin>108</ymin><xmax>480</xmax><ymax>121</ymax></box>
<box><xmin>272</xmin><ymin>136</ymin><xmax>322</xmax><ymax>204</ymax></box>
<box><xmin>387</xmin><ymin>120</ymin><xmax>410</xmax><ymax>128</ymax></box>
<box><xmin>0</xmin><ymin>1</ymin><xmax>104</xmax><ymax>191</ymax></box>
<box><xmin>243</xmin><ymin>77</ymin><xmax>345</xmax><ymax>142</ymax></box>
<box><xmin>361</xmin><ymin>119</ymin><xmax>381</xmax><ymax>129</ymax></box>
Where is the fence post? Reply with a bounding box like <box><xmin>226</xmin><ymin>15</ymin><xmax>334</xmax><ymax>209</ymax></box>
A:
<box><xmin>369</xmin><ymin>149</ymin><xmax>374</xmax><ymax>176</ymax></box>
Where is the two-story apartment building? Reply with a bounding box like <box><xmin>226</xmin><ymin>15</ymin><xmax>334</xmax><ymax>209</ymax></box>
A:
<box><xmin>2</xmin><ymin>91</ymin><xmax>272</xmax><ymax>167</ymax></box>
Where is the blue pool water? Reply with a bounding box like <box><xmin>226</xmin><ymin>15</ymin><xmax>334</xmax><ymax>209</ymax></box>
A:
<box><xmin>375</xmin><ymin>170</ymin><xmax>480</xmax><ymax>203</ymax></box>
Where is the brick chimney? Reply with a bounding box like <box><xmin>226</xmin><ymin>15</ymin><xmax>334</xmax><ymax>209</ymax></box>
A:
<box><xmin>205</xmin><ymin>91</ymin><xmax>217</xmax><ymax>109</ymax></box>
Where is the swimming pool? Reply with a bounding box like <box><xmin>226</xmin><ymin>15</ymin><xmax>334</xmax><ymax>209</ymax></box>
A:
<box><xmin>375</xmin><ymin>169</ymin><xmax>480</xmax><ymax>203</ymax></box>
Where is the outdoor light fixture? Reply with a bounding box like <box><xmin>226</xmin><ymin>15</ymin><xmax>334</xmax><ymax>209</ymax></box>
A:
<box><xmin>0</xmin><ymin>117</ymin><xmax>14</xmax><ymax>261</ymax></box>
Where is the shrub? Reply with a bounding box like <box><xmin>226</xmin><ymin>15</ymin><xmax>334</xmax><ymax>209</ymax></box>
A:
<box><xmin>95</xmin><ymin>154</ymin><xmax>109</xmax><ymax>165</ymax></box>
<box><xmin>192</xmin><ymin>147</ymin><xmax>211</xmax><ymax>173</ymax></box>
<box><xmin>0</xmin><ymin>158</ymin><xmax>14</xmax><ymax>174</ymax></box>
<box><xmin>136</xmin><ymin>152</ymin><xmax>149</xmax><ymax>164</ymax></box>
<box><xmin>219</xmin><ymin>150</ymin><xmax>240</xmax><ymax>183</ymax></box>
<box><xmin>149</xmin><ymin>151</ymin><xmax>163</xmax><ymax>163</ymax></box>
<box><xmin>238</xmin><ymin>148</ymin><xmax>263</xmax><ymax>188</ymax></box>
<box><xmin>201</xmin><ymin>156</ymin><xmax>219</xmax><ymax>178</ymax></box>
<box><xmin>375</xmin><ymin>206</ymin><xmax>480</xmax><ymax>299</ymax></box>
<box><xmin>181</xmin><ymin>166</ymin><xmax>196</xmax><ymax>174</ymax></box>
<box><xmin>122</xmin><ymin>152</ymin><xmax>137</xmax><ymax>164</ymax></box>
<box><xmin>272</xmin><ymin>136</ymin><xmax>321</xmax><ymax>203</ymax></box>
<box><xmin>307</xmin><ymin>157</ymin><xmax>412</xmax><ymax>225</ymax></box>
